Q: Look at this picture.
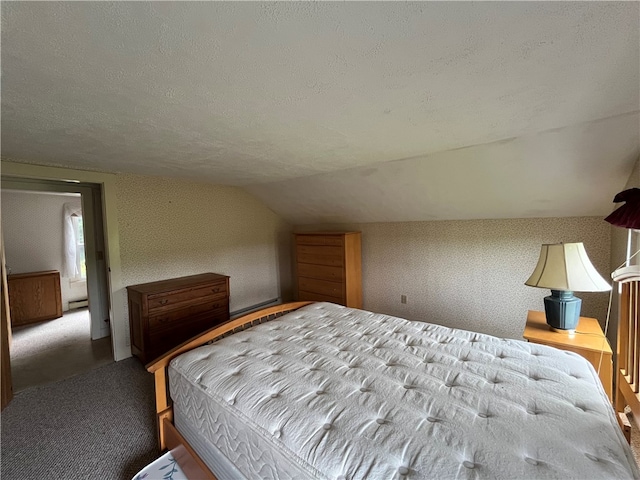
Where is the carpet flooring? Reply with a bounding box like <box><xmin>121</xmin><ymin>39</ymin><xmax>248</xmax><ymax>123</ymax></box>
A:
<box><xmin>10</xmin><ymin>308</ymin><xmax>113</xmax><ymax>392</ymax></box>
<box><xmin>632</xmin><ymin>417</ymin><xmax>640</xmax><ymax>467</ymax></box>
<box><xmin>1</xmin><ymin>358</ymin><xmax>158</xmax><ymax>480</ymax></box>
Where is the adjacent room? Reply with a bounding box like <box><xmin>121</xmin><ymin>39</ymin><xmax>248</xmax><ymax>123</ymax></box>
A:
<box><xmin>1</xmin><ymin>189</ymin><xmax>112</xmax><ymax>392</ymax></box>
<box><xmin>1</xmin><ymin>2</ymin><xmax>639</xmax><ymax>479</ymax></box>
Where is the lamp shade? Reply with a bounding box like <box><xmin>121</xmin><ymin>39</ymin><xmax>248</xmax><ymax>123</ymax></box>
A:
<box><xmin>604</xmin><ymin>188</ymin><xmax>640</xmax><ymax>230</ymax></box>
<box><xmin>525</xmin><ymin>243</ymin><xmax>611</xmax><ymax>292</ymax></box>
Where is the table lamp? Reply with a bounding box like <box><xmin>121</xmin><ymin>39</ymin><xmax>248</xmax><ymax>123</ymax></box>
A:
<box><xmin>525</xmin><ymin>243</ymin><xmax>611</xmax><ymax>332</ymax></box>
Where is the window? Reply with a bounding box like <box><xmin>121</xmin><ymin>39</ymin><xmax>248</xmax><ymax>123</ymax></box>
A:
<box><xmin>63</xmin><ymin>202</ymin><xmax>85</xmax><ymax>281</ymax></box>
<box><xmin>72</xmin><ymin>215</ymin><xmax>86</xmax><ymax>280</ymax></box>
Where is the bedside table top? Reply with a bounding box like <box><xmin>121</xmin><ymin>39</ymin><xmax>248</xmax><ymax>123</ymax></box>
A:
<box><xmin>523</xmin><ymin>310</ymin><xmax>612</xmax><ymax>354</ymax></box>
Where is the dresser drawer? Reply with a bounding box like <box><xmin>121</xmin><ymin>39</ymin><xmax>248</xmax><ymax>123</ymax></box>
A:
<box><xmin>297</xmin><ymin>245</ymin><xmax>344</xmax><ymax>267</ymax></box>
<box><xmin>149</xmin><ymin>300</ymin><xmax>229</xmax><ymax>330</ymax></box>
<box><xmin>149</xmin><ymin>309</ymin><xmax>229</xmax><ymax>352</ymax></box>
<box><xmin>298</xmin><ymin>290</ymin><xmax>344</xmax><ymax>304</ymax></box>
<box><xmin>298</xmin><ymin>277</ymin><xmax>344</xmax><ymax>298</ymax></box>
<box><xmin>148</xmin><ymin>283</ymin><xmax>227</xmax><ymax>311</ymax></box>
<box><xmin>297</xmin><ymin>263</ymin><xmax>344</xmax><ymax>282</ymax></box>
<box><xmin>296</xmin><ymin>235</ymin><xmax>344</xmax><ymax>247</ymax></box>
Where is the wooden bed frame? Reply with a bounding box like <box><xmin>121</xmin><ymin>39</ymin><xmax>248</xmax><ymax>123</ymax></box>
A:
<box><xmin>616</xmin><ymin>276</ymin><xmax>640</xmax><ymax>442</ymax></box>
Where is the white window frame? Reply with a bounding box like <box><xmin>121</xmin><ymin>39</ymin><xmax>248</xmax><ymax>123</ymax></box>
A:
<box><xmin>71</xmin><ymin>215</ymin><xmax>86</xmax><ymax>281</ymax></box>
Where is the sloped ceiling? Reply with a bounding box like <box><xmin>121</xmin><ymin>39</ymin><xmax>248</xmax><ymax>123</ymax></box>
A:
<box><xmin>1</xmin><ymin>2</ymin><xmax>638</xmax><ymax>224</ymax></box>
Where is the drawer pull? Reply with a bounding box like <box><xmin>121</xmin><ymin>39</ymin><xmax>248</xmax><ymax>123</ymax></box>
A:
<box><xmin>212</xmin><ymin>287</ymin><xmax>220</xmax><ymax>293</ymax></box>
<box><xmin>159</xmin><ymin>299</ymin><xmax>169</xmax><ymax>305</ymax></box>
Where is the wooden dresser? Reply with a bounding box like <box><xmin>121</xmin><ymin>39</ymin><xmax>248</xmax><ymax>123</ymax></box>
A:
<box><xmin>8</xmin><ymin>270</ymin><xmax>63</xmax><ymax>327</ymax></box>
<box><xmin>294</xmin><ymin>232</ymin><xmax>362</xmax><ymax>308</ymax></box>
<box><xmin>127</xmin><ymin>273</ymin><xmax>230</xmax><ymax>364</ymax></box>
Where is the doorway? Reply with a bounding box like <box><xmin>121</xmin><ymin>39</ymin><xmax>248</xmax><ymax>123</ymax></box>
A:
<box><xmin>1</xmin><ymin>177</ymin><xmax>113</xmax><ymax>392</ymax></box>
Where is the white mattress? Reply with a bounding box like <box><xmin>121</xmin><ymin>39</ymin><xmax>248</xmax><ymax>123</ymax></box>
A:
<box><xmin>169</xmin><ymin>302</ymin><xmax>639</xmax><ymax>479</ymax></box>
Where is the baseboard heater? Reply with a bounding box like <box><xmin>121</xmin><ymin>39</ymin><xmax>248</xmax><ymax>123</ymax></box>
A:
<box><xmin>69</xmin><ymin>299</ymin><xmax>89</xmax><ymax>310</ymax></box>
<box><xmin>230</xmin><ymin>298</ymin><xmax>280</xmax><ymax>319</ymax></box>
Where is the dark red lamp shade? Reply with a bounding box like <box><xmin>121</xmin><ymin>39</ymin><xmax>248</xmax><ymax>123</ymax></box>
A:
<box><xmin>604</xmin><ymin>188</ymin><xmax>640</xmax><ymax>230</ymax></box>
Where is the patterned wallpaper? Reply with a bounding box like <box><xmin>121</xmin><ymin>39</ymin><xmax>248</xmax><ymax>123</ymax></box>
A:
<box><xmin>297</xmin><ymin>216</ymin><xmax>611</xmax><ymax>340</ymax></box>
<box><xmin>115</xmin><ymin>174</ymin><xmax>292</xmax><ymax>325</ymax></box>
<box><xmin>1</xmin><ymin>191</ymin><xmax>88</xmax><ymax>310</ymax></box>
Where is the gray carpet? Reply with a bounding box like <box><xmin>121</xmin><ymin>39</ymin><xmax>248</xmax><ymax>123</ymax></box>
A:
<box><xmin>632</xmin><ymin>417</ymin><xmax>640</xmax><ymax>467</ymax></box>
<box><xmin>11</xmin><ymin>308</ymin><xmax>113</xmax><ymax>392</ymax></box>
<box><xmin>1</xmin><ymin>358</ymin><xmax>158</xmax><ymax>479</ymax></box>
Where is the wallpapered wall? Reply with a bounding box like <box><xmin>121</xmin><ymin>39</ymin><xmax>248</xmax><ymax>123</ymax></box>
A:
<box><xmin>1</xmin><ymin>191</ymin><xmax>88</xmax><ymax>310</ymax></box>
<box><xmin>297</xmin><ymin>216</ymin><xmax>611</xmax><ymax>340</ymax></box>
<box><xmin>115</xmin><ymin>174</ymin><xmax>292</xmax><ymax>344</ymax></box>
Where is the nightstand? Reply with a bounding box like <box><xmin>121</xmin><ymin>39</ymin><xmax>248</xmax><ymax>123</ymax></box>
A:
<box><xmin>523</xmin><ymin>310</ymin><xmax>613</xmax><ymax>402</ymax></box>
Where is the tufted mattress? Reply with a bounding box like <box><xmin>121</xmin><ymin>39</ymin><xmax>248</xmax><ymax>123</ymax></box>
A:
<box><xmin>168</xmin><ymin>302</ymin><xmax>639</xmax><ymax>479</ymax></box>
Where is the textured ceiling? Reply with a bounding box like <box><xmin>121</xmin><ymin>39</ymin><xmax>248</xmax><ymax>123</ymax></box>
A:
<box><xmin>1</xmin><ymin>2</ymin><xmax>639</xmax><ymax>222</ymax></box>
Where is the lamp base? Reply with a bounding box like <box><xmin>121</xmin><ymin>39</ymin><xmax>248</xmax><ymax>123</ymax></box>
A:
<box><xmin>549</xmin><ymin>326</ymin><xmax>576</xmax><ymax>334</ymax></box>
<box><xmin>543</xmin><ymin>290</ymin><xmax>581</xmax><ymax>332</ymax></box>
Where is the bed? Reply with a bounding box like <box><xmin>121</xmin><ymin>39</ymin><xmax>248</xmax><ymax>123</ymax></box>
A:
<box><xmin>148</xmin><ymin>301</ymin><xmax>639</xmax><ymax>479</ymax></box>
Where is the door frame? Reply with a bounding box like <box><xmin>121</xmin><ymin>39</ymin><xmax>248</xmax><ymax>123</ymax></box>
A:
<box><xmin>2</xmin><ymin>179</ymin><xmax>110</xmax><ymax>340</ymax></box>
<box><xmin>0</xmin><ymin>161</ymin><xmax>127</xmax><ymax>360</ymax></box>
<box><xmin>1</xmin><ymin>237</ymin><xmax>13</xmax><ymax>410</ymax></box>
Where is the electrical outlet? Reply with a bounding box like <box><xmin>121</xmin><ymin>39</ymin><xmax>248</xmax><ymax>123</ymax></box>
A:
<box><xmin>401</xmin><ymin>295</ymin><xmax>407</xmax><ymax>304</ymax></box>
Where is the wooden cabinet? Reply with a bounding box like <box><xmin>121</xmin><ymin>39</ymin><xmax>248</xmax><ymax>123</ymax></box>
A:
<box><xmin>294</xmin><ymin>232</ymin><xmax>362</xmax><ymax>308</ymax></box>
<box><xmin>7</xmin><ymin>270</ymin><xmax>63</xmax><ymax>327</ymax></box>
<box><xmin>127</xmin><ymin>273</ymin><xmax>230</xmax><ymax>364</ymax></box>
<box><xmin>523</xmin><ymin>310</ymin><xmax>613</xmax><ymax>402</ymax></box>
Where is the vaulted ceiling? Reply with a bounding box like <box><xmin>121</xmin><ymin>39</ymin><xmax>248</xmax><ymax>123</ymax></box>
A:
<box><xmin>2</xmin><ymin>2</ymin><xmax>638</xmax><ymax>224</ymax></box>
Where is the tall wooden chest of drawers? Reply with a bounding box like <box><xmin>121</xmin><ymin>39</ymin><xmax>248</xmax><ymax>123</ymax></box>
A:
<box><xmin>294</xmin><ymin>232</ymin><xmax>362</xmax><ymax>308</ymax></box>
<box><xmin>127</xmin><ymin>273</ymin><xmax>230</xmax><ymax>364</ymax></box>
